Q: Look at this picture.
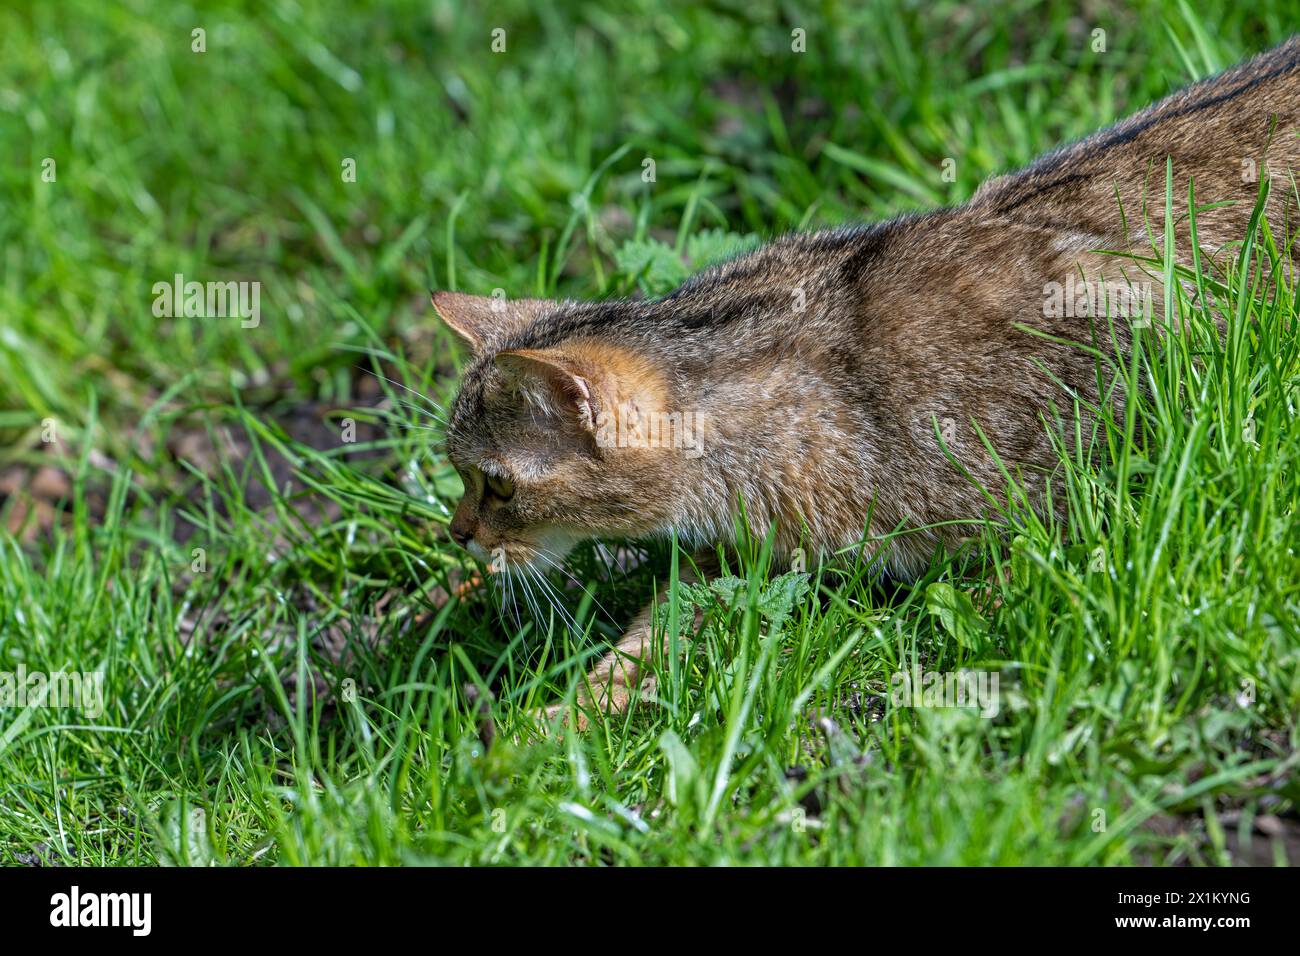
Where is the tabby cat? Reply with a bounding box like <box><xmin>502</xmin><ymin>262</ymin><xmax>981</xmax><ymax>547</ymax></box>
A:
<box><xmin>433</xmin><ymin>38</ymin><xmax>1299</xmax><ymax>726</ymax></box>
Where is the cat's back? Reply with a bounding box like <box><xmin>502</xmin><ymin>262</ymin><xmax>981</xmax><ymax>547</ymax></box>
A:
<box><xmin>972</xmin><ymin>37</ymin><xmax>1300</xmax><ymax>250</ymax></box>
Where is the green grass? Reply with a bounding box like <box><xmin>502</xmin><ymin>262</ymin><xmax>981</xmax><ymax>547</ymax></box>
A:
<box><xmin>1</xmin><ymin>0</ymin><xmax>1297</xmax><ymax>865</ymax></box>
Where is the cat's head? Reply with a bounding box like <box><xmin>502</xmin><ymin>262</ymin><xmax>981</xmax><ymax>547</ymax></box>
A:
<box><xmin>432</xmin><ymin>291</ymin><xmax>699</xmax><ymax>571</ymax></box>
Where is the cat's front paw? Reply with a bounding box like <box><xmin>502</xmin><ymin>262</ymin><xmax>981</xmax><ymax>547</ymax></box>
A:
<box><xmin>538</xmin><ymin>700</ymin><xmax>591</xmax><ymax>733</ymax></box>
<box><xmin>537</xmin><ymin>679</ymin><xmax>646</xmax><ymax>734</ymax></box>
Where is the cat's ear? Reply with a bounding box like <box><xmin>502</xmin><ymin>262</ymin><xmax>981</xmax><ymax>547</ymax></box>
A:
<box><xmin>430</xmin><ymin>291</ymin><xmax>553</xmax><ymax>352</ymax></box>
<box><xmin>494</xmin><ymin>348</ymin><xmax>600</xmax><ymax>434</ymax></box>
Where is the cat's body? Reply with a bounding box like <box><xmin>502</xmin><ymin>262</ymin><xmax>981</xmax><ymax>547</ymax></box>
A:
<box><xmin>434</xmin><ymin>38</ymin><xmax>1300</xmax><ymax>725</ymax></box>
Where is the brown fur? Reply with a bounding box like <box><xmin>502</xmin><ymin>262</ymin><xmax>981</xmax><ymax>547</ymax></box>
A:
<box><xmin>433</xmin><ymin>39</ymin><xmax>1300</xmax><ymax>726</ymax></box>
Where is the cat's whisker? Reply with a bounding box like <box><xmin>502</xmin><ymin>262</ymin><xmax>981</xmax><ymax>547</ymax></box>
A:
<box><xmin>591</xmin><ymin>542</ymin><xmax>623</xmax><ymax>583</ymax></box>
<box><xmin>488</xmin><ymin>564</ymin><xmax>526</xmax><ymax>634</ymax></box>
<box><xmin>368</xmin><ymin>390</ymin><xmax>450</xmax><ymax>430</ymax></box>
<box><xmin>527</xmin><ymin>563</ymin><xmax>583</xmax><ymax>635</ymax></box>
<box><xmin>520</xmin><ymin>567</ymin><xmax>551</xmax><ymax>630</ymax></box>
<box><xmin>595</xmin><ymin>541</ymin><xmax>637</xmax><ymax>580</ymax></box>
<box><xmin>488</xmin><ymin>563</ymin><xmax>508</xmax><ymax>625</ymax></box>
<box><xmin>522</xmin><ymin>567</ymin><xmax>553</xmax><ymax>634</ymax></box>
<box><xmin>360</xmin><ymin>365</ymin><xmax>450</xmax><ymax>417</ymax></box>
<box><xmin>535</xmin><ymin>549</ymin><xmax>618</xmax><ymax>627</ymax></box>
<box><xmin>382</xmin><ymin>396</ymin><xmax>449</xmax><ymax>427</ymax></box>
<box><xmin>530</xmin><ymin>577</ymin><xmax>568</xmax><ymax>635</ymax></box>
<box><xmin>501</xmin><ymin>566</ymin><xmax>524</xmax><ymax>633</ymax></box>
<box><xmin>524</xmin><ymin>564</ymin><xmax>567</xmax><ymax>628</ymax></box>
<box><xmin>390</xmin><ymin>419</ymin><xmax>447</xmax><ymax>435</ymax></box>
<box><xmin>516</xmin><ymin>567</ymin><xmax>546</xmax><ymax>633</ymax></box>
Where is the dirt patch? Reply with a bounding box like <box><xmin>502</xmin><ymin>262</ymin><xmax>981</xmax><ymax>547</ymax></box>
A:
<box><xmin>164</xmin><ymin>398</ymin><xmax>387</xmax><ymax>544</ymax></box>
<box><xmin>1140</xmin><ymin>808</ymin><xmax>1300</xmax><ymax>865</ymax></box>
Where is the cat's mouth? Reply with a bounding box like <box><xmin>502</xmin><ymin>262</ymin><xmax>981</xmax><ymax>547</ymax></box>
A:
<box><xmin>464</xmin><ymin>539</ymin><xmax>494</xmax><ymax>563</ymax></box>
<box><xmin>462</xmin><ymin>527</ymin><xmax>583</xmax><ymax>574</ymax></box>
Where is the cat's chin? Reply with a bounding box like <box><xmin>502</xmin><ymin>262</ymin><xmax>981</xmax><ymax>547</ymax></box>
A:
<box><xmin>468</xmin><ymin>528</ymin><xmax>586</xmax><ymax>574</ymax></box>
<box><xmin>520</xmin><ymin>529</ymin><xmax>583</xmax><ymax>570</ymax></box>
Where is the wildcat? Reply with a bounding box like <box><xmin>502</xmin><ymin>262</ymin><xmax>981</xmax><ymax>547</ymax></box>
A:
<box><xmin>432</xmin><ymin>38</ymin><xmax>1300</xmax><ymax>727</ymax></box>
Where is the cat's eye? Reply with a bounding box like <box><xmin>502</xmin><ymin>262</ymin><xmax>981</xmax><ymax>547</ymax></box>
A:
<box><xmin>485</xmin><ymin>473</ymin><xmax>515</xmax><ymax>500</ymax></box>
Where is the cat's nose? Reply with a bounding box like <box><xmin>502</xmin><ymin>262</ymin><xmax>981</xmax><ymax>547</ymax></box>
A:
<box><xmin>449</xmin><ymin>518</ymin><xmax>475</xmax><ymax>547</ymax></box>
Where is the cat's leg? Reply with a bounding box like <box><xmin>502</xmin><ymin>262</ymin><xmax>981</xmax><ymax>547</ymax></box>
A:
<box><xmin>544</xmin><ymin>552</ymin><xmax>713</xmax><ymax>729</ymax></box>
<box><xmin>543</xmin><ymin>591</ymin><xmax>668</xmax><ymax>730</ymax></box>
